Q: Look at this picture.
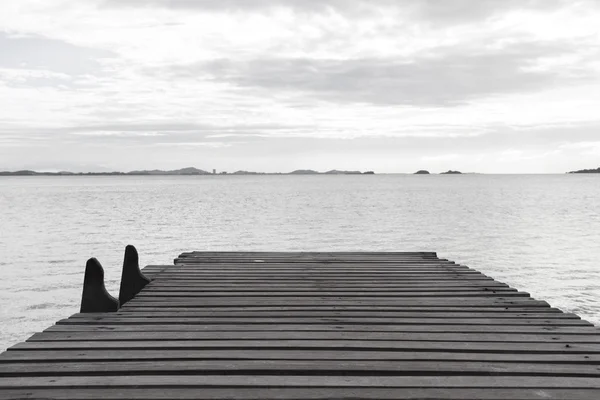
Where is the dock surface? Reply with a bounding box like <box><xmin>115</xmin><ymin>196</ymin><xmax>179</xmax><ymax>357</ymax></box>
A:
<box><xmin>1</xmin><ymin>251</ymin><xmax>600</xmax><ymax>399</ymax></box>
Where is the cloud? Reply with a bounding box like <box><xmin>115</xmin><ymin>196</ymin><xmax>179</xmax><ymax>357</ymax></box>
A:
<box><xmin>1</xmin><ymin>0</ymin><xmax>600</xmax><ymax>172</ymax></box>
<box><xmin>408</xmin><ymin>0</ymin><xmax>570</xmax><ymax>24</ymax></box>
<box><xmin>101</xmin><ymin>0</ymin><xmax>570</xmax><ymax>23</ymax></box>
<box><xmin>160</xmin><ymin>40</ymin><xmax>585</xmax><ymax>107</ymax></box>
<box><xmin>560</xmin><ymin>141</ymin><xmax>600</xmax><ymax>156</ymax></box>
<box><xmin>0</xmin><ymin>32</ymin><xmax>114</xmax><ymax>76</ymax></box>
<box><xmin>154</xmin><ymin>141</ymin><xmax>234</xmax><ymax>148</ymax></box>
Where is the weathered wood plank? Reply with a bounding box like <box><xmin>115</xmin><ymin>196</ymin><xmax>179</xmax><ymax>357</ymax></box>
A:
<box><xmin>145</xmin><ymin>282</ymin><xmax>512</xmax><ymax>288</ymax></box>
<box><xmin>159</xmin><ymin>268</ymin><xmax>474</xmax><ymax>273</ymax></box>
<box><xmin>3</xmin><ymin>360</ymin><xmax>600</xmax><ymax>377</ymax></box>
<box><xmin>161</xmin><ymin>266</ymin><xmax>473</xmax><ymax>269</ymax></box>
<box><xmin>54</xmin><ymin>317</ymin><xmax>590</xmax><ymax>326</ymax></box>
<box><xmin>10</xmin><ymin>340</ymin><xmax>600</xmax><ymax>353</ymax></box>
<box><xmin>2</xmin><ymin>375</ymin><xmax>600</xmax><ymax>388</ymax></box>
<box><xmin>116</xmin><ymin>306</ymin><xmax>566</xmax><ymax>312</ymax></box>
<box><xmin>26</xmin><ymin>331</ymin><xmax>600</xmax><ymax>343</ymax></box>
<box><xmin>119</xmin><ymin>299</ymin><xmax>551</xmax><ymax>307</ymax></box>
<box><xmin>43</xmin><ymin>324</ymin><xmax>596</xmax><ymax>334</ymax></box>
<box><xmin>146</xmin><ymin>278</ymin><xmax>499</xmax><ymax>283</ymax></box>
<box><xmin>68</xmin><ymin>311</ymin><xmax>578</xmax><ymax>319</ymax></box>
<box><xmin>0</xmin><ymin>388</ymin><xmax>597</xmax><ymax>400</ymax></box>
<box><xmin>133</xmin><ymin>291</ymin><xmax>529</xmax><ymax>298</ymax></box>
<box><xmin>140</xmin><ymin>289</ymin><xmax>519</xmax><ymax>295</ymax></box>
<box><xmin>154</xmin><ymin>273</ymin><xmax>486</xmax><ymax>278</ymax></box>
<box><xmin>3</xmin><ymin>349</ymin><xmax>598</xmax><ymax>363</ymax></box>
<box><xmin>174</xmin><ymin>260</ymin><xmax>456</xmax><ymax>264</ymax></box>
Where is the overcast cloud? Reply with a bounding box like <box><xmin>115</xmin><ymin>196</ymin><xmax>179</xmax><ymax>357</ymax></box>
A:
<box><xmin>0</xmin><ymin>0</ymin><xmax>599</xmax><ymax>172</ymax></box>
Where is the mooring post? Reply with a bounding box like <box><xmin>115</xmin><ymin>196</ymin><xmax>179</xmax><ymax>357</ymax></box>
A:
<box><xmin>118</xmin><ymin>245</ymin><xmax>151</xmax><ymax>306</ymax></box>
<box><xmin>80</xmin><ymin>258</ymin><xmax>119</xmax><ymax>313</ymax></box>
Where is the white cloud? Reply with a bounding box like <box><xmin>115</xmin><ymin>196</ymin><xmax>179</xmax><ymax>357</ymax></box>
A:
<box><xmin>560</xmin><ymin>141</ymin><xmax>600</xmax><ymax>156</ymax></box>
<box><xmin>0</xmin><ymin>0</ymin><xmax>599</xmax><ymax>172</ymax></box>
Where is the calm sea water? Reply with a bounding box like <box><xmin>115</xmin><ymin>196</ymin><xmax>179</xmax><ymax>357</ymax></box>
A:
<box><xmin>1</xmin><ymin>174</ymin><xmax>599</xmax><ymax>350</ymax></box>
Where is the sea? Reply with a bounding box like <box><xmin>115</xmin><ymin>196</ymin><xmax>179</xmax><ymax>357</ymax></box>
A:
<box><xmin>1</xmin><ymin>174</ymin><xmax>599</xmax><ymax>351</ymax></box>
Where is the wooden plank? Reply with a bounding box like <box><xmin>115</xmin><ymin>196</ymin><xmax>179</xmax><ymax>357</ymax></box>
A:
<box><xmin>159</xmin><ymin>268</ymin><xmax>474</xmax><ymax>272</ymax></box>
<box><xmin>0</xmin><ymin>387</ymin><xmax>598</xmax><ymax>400</ymax></box>
<box><xmin>133</xmin><ymin>290</ymin><xmax>527</xmax><ymax>297</ymax></box>
<box><xmin>141</xmin><ymin>288</ymin><xmax>518</xmax><ymax>293</ymax></box>
<box><xmin>144</xmin><ymin>282</ymin><xmax>512</xmax><ymax>288</ymax></box>
<box><xmin>118</xmin><ymin>299</ymin><xmax>551</xmax><ymax>307</ymax></box>
<box><xmin>160</xmin><ymin>268</ymin><xmax>476</xmax><ymax>271</ymax></box>
<box><xmin>26</xmin><ymin>331</ymin><xmax>600</xmax><ymax>343</ymax></box>
<box><xmin>146</xmin><ymin>278</ymin><xmax>499</xmax><ymax>283</ymax></box>
<box><xmin>4</xmin><ymin>349</ymin><xmax>598</xmax><ymax>363</ymax></box>
<box><xmin>153</xmin><ymin>274</ymin><xmax>493</xmax><ymax>277</ymax></box>
<box><xmin>175</xmin><ymin>260</ymin><xmax>457</xmax><ymax>264</ymax></box>
<box><xmin>175</xmin><ymin>257</ymin><xmax>444</xmax><ymax>260</ymax></box>
<box><xmin>2</xmin><ymin>375</ymin><xmax>600</xmax><ymax>388</ymax></box>
<box><xmin>157</xmin><ymin>273</ymin><xmax>483</xmax><ymax>278</ymax></box>
<box><xmin>177</xmin><ymin>255</ymin><xmax>442</xmax><ymax>258</ymax></box>
<box><xmin>43</xmin><ymin>324</ymin><xmax>597</xmax><ymax>334</ymax></box>
<box><xmin>144</xmin><ymin>283</ymin><xmax>501</xmax><ymax>289</ymax></box>
<box><xmin>178</xmin><ymin>255</ymin><xmax>441</xmax><ymax>258</ymax></box>
<box><xmin>181</xmin><ymin>252</ymin><xmax>438</xmax><ymax>255</ymax></box>
<box><xmin>163</xmin><ymin>268</ymin><xmax>474</xmax><ymax>271</ymax></box>
<box><xmin>10</xmin><ymin>340</ymin><xmax>600</xmax><ymax>352</ymax></box>
<box><xmin>161</xmin><ymin>263</ymin><xmax>470</xmax><ymax>267</ymax></box>
<box><xmin>3</xmin><ymin>360</ymin><xmax>600</xmax><ymax>377</ymax></box>
<box><xmin>142</xmin><ymin>278</ymin><xmax>503</xmax><ymax>284</ymax></box>
<box><xmin>68</xmin><ymin>311</ymin><xmax>578</xmax><ymax>319</ymax></box>
<box><xmin>173</xmin><ymin>256</ymin><xmax>450</xmax><ymax>260</ymax></box>
<box><xmin>53</xmin><ymin>317</ymin><xmax>590</xmax><ymax>326</ymax></box>
<box><xmin>164</xmin><ymin>261</ymin><xmax>467</xmax><ymax>265</ymax></box>
<box><xmin>116</xmin><ymin>305</ymin><xmax>565</xmax><ymax>318</ymax></box>
<box><xmin>180</xmin><ymin>251</ymin><xmax>437</xmax><ymax>255</ymax></box>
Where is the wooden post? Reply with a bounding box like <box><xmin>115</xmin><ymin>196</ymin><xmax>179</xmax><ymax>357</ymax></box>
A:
<box><xmin>80</xmin><ymin>258</ymin><xmax>119</xmax><ymax>313</ymax></box>
<box><xmin>119</xmin><ymin>245</ymin><xmax>151</xmax><ymax>306</ymax></box>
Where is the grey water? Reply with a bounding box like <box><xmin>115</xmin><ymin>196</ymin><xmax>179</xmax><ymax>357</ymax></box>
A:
<box><xmin>1</xmin><ymin>174</ymin><xmax>599</xmax><ymax>350</ymax></box>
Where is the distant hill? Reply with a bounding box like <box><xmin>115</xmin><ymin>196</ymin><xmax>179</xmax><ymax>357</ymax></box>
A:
<box><xmin>0</xmin><ymin>167</ymin><xmax>376</xmax><ymax>176</ymax></box>
<box><xmin>414</xmin><ymin>170</ymin><xmax>430</xmax><ymax>175</ymax></box>
<box><xmin>0</xmin><ymin>167</ymin><xmax>210</xmax><ymax>176</ymax></box>
<box><xmin>568</xmin><ymin>167</ymin><xmax>600</xmax><ymax>174</ymax></box>
<box><xmin>0</xmin><ymin>170</ymin><xmax>113</xmax><ymax>176</ymax></box>
<box><xmin>127</xmin><ymin>167</ymin><xmax>210</xmax><ymax>175</ymax></box>
<box><xmin>232</xmin><ymin>170</ymin><xmax>265</xmax><ymax>175</ymax></box>
<box><xmin>0</xmin><ymin>170</ymin><xmax>37</xmax><ymax>176</ymax></box>
<box><xmin>324</xmin><ymin>170</ymin><xmax>362</xmax><ymax>175</ymax></box>
<box><xmin>289</xmin><ymin>170</ymin><xmax>319</xmax><ymax>175</ymax></box>
<box><xmin>441</xmin><ymin>170</ymin><xmax>462</xmax><ymax>174</ymax></box>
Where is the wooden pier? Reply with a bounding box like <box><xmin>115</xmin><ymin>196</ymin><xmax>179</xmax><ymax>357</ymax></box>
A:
<box><xmin>1</xmin><ymin>250</ymin><xmax>600</xmax><ymax>399</ymax></box>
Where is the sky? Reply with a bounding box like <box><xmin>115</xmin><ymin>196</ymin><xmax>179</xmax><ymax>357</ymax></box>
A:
<box><xmin>0</xmin><ymin>0</ymin><xmax>599</xmax><ymax>173</ymax></box>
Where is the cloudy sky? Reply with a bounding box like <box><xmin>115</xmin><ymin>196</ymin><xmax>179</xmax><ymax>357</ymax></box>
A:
<box><xmin>1</xmin><ymin>0</ymin><xmax>599</xmax><ymax>173</ymax></box>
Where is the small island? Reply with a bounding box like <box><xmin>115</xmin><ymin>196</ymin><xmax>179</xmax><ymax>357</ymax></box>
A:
<box><xmin>440</xmin><ymin>170</ymin><xmax>462</xmax><ymax>174</ymax></box>
<box><xmin>414</xmin><ymin>170</ymin><xmax>430</xmax><ymax>175</ymax></box>
<box><xmin>324</xmin><ymin>170</ymin><xmax>362</xmax><ymax>175</ymax></box>
<box><xmin>568</xmin><ymin>167</ymin><xmax>600</xmax><ymax>174</ymax></box>
<box><xmin>289</xmin><ymin>169</ymin><xmax>368</xmax><ymax>175</ymax></box>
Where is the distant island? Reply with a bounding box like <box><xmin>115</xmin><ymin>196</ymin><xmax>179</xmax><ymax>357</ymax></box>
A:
<box><xmin>568</xmin><ymin>167</ymin><xmax>600</xmax><ymax>174</ymax></box>
<box><xmin>289</xmin><ymin>169</ymin><xmax>364</xmax><ymax>175</ymax></box>
<box><xmin>414</xmin><ymin>170</ymin><xmax>430</xmax><ymax>175</ymax></box>
<box><xmin>440</xmin><ymin>170</ymin><xmax>462</xmax><ymax>174</ymax></box>
<box><xmin>0</xmin><ymin>167</ymin><xmax>376</xmax><ymax>176</ymax></box>
<box><xmin>0</xmin><ymin>167</ymin><xmax>211</xmax><ymax>176</ymax></box>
